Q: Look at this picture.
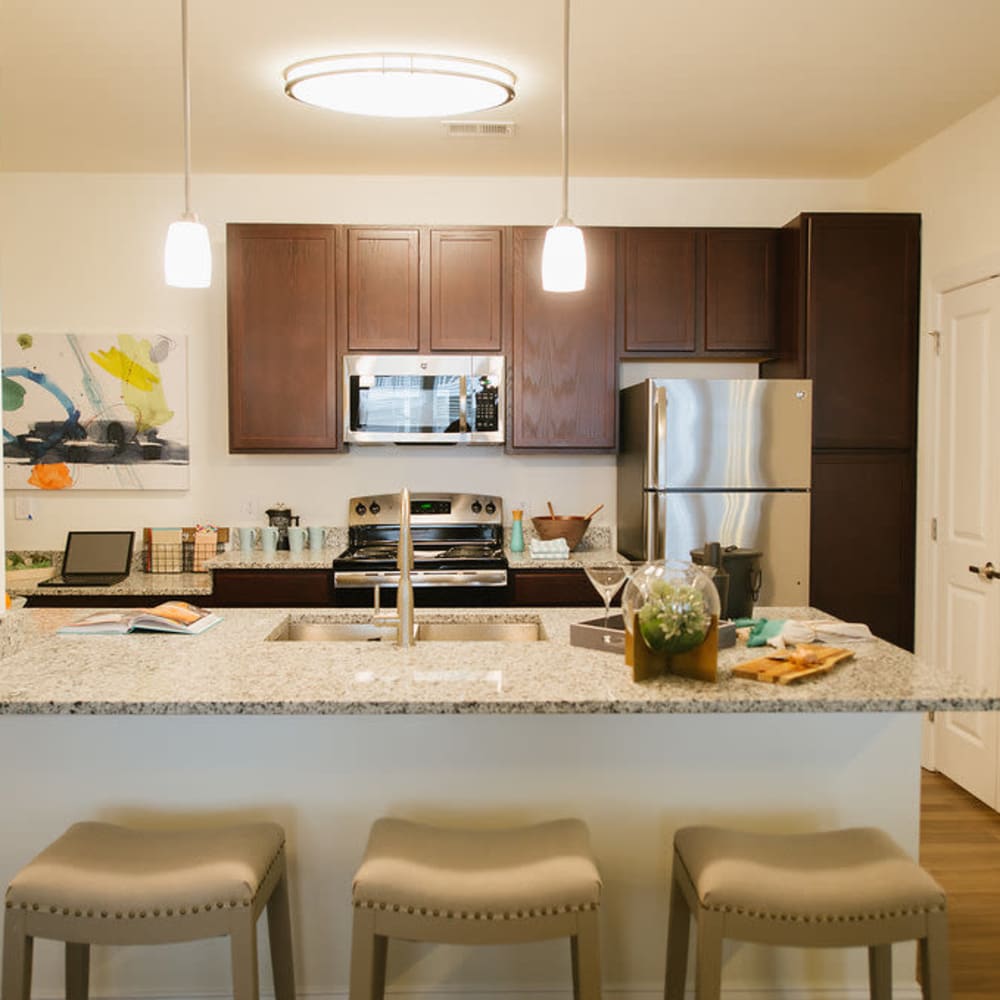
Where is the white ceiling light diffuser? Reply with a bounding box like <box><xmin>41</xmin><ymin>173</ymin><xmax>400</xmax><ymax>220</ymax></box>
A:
<box><xmin>164</xmin><ymin>0</ymin><xmax>211</xmax><ymax>289</ymax></box>
<box><xmin>283</xmin><ymin>53</ymin><xmax>516</xmax><ymax>118</ymax></box>
<box><xmin>541</xmin><ymin>0</ymin><xmax>585</xmax><ymax>292</ymax></box>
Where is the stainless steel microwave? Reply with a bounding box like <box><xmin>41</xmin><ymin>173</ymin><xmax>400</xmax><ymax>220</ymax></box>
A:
<box><xmin>343</xmin><ymin>355</ymin><xmax>505</xmax><ymax>445</ymax></box>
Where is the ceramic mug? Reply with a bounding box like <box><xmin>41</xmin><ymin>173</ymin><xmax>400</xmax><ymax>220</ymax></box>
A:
<box><xmin>237</xmin><ymin>526</ymin><xmax>258</xmax><ymax>553</ymax></box>
<box><xmin>287</xmin><ymin>526</ymin><xmax>307</xmax><ymax>554</ymax></box>
<box><xmin>308</xmin><ymin>526</ymin><xmax>326</xmax><ymax>551</ymax></box>
<box><xmin>260</xmin><ymin>526</ymin><xmax>279</xmax><ymax>556</ymax></box>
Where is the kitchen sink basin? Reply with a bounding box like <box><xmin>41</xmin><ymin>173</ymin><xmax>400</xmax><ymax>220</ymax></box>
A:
<box><xmin>270</xmin><ymin>620</ymin><xmax>541</xmax><ymax>642</ymax></box>
<box><xmin>275</xmin><ymin>622</ymin><xmax>400</xmax><ymax>642</ymax></box>
<box><xmin>415</xmin><ymin>621</ymin><xmax>541</xmax><ymax>642</ymax></box>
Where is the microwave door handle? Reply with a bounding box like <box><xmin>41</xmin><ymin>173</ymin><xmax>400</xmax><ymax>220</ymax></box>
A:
<box><xmin>458</xmin><ymin>376</ymin><xmax>469</xmax><ymax>432</ymax></box>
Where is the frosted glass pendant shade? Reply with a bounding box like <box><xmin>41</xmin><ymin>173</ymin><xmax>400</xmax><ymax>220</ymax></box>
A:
<box><xmin>164</xmin><ymin>217</ymin><xmax>212</xmax><ymax>288</ymax></box>
<box><xmin>541</xmin><ymin>222</ymin><xmax>586</xmax><ymax>292</ymax></box>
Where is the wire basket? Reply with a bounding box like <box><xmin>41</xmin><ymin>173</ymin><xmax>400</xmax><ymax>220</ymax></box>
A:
<box><xmin>143</xmin><ymin>529</ymin><xmax>226</xmax><ymax>574</ymax></box>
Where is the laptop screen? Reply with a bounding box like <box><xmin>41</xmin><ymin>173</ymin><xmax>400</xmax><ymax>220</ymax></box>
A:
<box><xmin>61</xmin><ymin>531</ymin><xmax>135</xmax><ymax>576</ymax></box>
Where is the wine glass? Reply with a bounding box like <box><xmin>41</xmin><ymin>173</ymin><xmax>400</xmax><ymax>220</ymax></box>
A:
<box><xmin>584</xmin><ymin>561</ymin><xmax>631</xmax><ymax>626</ymax></box>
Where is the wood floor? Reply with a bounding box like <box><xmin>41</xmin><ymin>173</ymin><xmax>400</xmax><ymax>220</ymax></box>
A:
<box><xmin>920</xmin><ymin>768</ymin><xmax>1000</xmax><ymax>1000</ymax></box>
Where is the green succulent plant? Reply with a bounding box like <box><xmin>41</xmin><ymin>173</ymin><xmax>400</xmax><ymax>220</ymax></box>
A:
<box><xmin>637</xmin><ymin>578</ymin><xmax>710</xmax><ymax>653</ymax></box>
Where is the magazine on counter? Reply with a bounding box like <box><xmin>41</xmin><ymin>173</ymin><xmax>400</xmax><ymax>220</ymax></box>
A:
<box><xmin>58</xmin><ymin>601</ymin><xmax>221</xmax><ymax>636</ymax></box>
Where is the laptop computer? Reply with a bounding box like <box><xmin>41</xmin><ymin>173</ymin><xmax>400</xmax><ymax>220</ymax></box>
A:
<box><xmin>37</xmin><ymin>530</ymin><xmax>135</xmax><ymax>587</ymax></box>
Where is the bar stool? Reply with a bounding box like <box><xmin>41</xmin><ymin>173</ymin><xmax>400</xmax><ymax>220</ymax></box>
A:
<box><xmin>2</xmin><ymin>821</ymin><xmax>296</xmax><ymax>1000</ymax></box>
<box><xmin>350</xmin><ymin>817</ymin><xmax>602</xmax><ymax>1000</ymax></box>
<box><xmin>664</xmin><ymin>825</ymin><xmax>949</xmax><ymax>1000</ymax></box>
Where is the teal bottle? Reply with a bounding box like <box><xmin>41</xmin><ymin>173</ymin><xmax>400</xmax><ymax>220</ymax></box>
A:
<box><xmin>510</xmin><ymin>511</ymin><xmax>525</xmax><ymax>552</ymax></box>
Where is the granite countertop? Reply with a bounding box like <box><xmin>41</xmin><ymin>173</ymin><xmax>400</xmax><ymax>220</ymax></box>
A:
<box><xmin>0</xmin><ymin>604</ymin><xmax>996</xmax><ymax>716</ymax></box>
<box><xmin>7</xmin><ymin>536</ymin><xmax>618</xmax><ymax>596</ymax></box>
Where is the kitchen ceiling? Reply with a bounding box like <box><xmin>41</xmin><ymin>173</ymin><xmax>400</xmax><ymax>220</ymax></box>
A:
<box><xmin>4</xmin><ymin>0</ymin><xmax>1000</xmax><ymax>179</ymax></box>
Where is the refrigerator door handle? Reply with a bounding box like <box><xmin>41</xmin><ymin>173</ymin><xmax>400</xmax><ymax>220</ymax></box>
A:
<box><xmin>649</xmin><ymin>383</ymin><xmax>668</xmax><ymax>489</ymax></box>
<box><xmin>645</xmin><ymin>491</ymin><xmax>668</xmax><ymax>561</ymax></box>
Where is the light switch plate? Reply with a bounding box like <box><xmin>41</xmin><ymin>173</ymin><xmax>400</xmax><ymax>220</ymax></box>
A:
<box><xmin>14</xmin><ymin>496</ymin><xmax>34</xmax><ymax>520</ymax></box>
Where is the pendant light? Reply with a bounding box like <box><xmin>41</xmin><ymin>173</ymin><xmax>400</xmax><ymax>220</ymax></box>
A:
<box><xmin>164</xmin><ymin>0</ymin><xmax>211</xmax><ymax>288</ymax></box>
<box><xmin>541</xmin><ymin>0</ymin><xmax>586</xmax><ymax>293</ymax></box>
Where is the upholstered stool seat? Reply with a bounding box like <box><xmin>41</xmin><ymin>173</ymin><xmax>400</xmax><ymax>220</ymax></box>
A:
<box><xmin>665</xmin><ymin>825</ymin><xmax>949</xmax><ymax>1000</ymax></box>
<box><xmin>2</xmin><ymin>821</ymin><xmax>295</xmax><ymax>1000</ymax></box>
<box><xmin>350</xmin><ymin>817</ymin><xmax>602</xmax><ymax>1000</ymax></box>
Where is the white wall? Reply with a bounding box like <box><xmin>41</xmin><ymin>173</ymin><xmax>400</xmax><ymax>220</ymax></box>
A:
<box><xmin>0</xmin><ymin>173</ymin><xmax>866</xmax><ymax>550</ymax></box>
<box><xmin>867</xmin><ymin>90</ymin><xmax>1000</xmax><ymax>660</ymax></box>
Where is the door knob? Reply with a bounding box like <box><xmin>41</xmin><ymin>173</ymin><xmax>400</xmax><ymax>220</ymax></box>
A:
<box><xmin>968</xmin><ymin>561</ymin><xmax>999</xmax><ymax>581</ymax></box>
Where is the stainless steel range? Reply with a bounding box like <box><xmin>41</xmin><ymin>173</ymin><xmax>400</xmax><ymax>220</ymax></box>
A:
<box><xmin>333</xmin><ymin>492</ymin><xmax>507</xmax><ymax>588</ymax></box>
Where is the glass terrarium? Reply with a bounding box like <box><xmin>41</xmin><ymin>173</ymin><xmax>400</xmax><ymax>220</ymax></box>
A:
<box><xmin>621</xmin><ymin>560</ymin><xmax>722</xmax><ymax>680</ymax></box>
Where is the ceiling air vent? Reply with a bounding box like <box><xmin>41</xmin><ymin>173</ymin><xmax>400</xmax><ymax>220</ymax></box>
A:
<box><xmin>443</xmin><ymin>121</ymin><xmax>517</xmax><ymax>138</ymax></box>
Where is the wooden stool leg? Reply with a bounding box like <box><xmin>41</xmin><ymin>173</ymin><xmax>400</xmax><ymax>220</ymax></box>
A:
<box><xmin>2</xmin><ymin>909</ymin><xmax>33</xmax><ymax>1000</ymax></box>
<box><xmin>266</xmin><ymin>865</ymin><xmax>296</xmax><ymax>1000</ymax></box>
<box><xmin>65</xmin><ymin>943</ymin><xmax>90</xmax><ymax>1000</ymax></box>
<box><xmin>570</xmin><ymin>910</ymin><xmax>601</xmax><ymax>1000</ymax></box>
<box><xmin>920</xmin><ymin>910</ymin><xmax>951</xmax><ymax>1000</ymax></box>
<box><xmin>868</xmin><ymin>944</ymin><xmax>892</xmax><ymax>1000</ymax></box>
<box><xmin>349</xmin><ymin>907</ymin><xmax>388</xmax><ymax>1000</ymax></box>
<box><xmin>230</xmin><ymin>909</ymin><xmax>261</xmax><ymax>1000</ymax></box>
<box><xmin>693</xmin><ymin>908</ymin><xmax>723</xmax><ymax>1000</ymax></box>
<box><xmin>664</xmin><ymin>870</ymin><xmax>691</xmax><ymax>1000</ymax></box>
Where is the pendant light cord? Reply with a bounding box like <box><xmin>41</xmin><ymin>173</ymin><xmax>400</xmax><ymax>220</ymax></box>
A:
<box><xmin>180</xmin><ymin>0</ymin><xmax>193</xmax><ymax>218</ymax></box>
<box><xmin>559</xmin><ymin>0</ymin><xmax>571</xmax><ymax>223</ymax></box>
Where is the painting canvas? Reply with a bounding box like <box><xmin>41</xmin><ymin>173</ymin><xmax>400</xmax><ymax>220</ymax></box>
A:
<box><xmin>2</xmin><ymin>333</ymin><xmax>189</xmax><ymax>490</ymax></box>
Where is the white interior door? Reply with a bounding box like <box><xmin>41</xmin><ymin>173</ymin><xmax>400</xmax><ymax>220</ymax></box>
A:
<box><xmin>933</xmin><ymin>275</ymin><xmax>1000</xmax><ymax>808</ymax></box>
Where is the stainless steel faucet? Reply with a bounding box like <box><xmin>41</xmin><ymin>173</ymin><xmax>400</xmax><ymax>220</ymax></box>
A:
<box><xmin>373</xmin><ymin>487</ymin><xmax>415</xmax><ymax>646</ymax></box>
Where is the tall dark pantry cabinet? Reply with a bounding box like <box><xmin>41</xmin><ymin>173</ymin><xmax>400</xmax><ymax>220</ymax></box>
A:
<box><xmin>762</xmin><ymin>213</ymin><xmax>921</xmax><ymax>649</ymax></box>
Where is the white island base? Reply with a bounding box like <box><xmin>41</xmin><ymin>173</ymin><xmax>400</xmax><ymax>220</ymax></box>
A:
<box><xmin>0</xmin><ymin>711</ymin><xmax>923</xmax><ymax>1000</ymax></box>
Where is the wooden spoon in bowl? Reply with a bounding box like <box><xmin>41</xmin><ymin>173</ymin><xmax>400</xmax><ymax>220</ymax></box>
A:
<box><xmin>583</xmin><ymin>503</ymin><xmax>605</xmax><ymax>521</ymax></box>
<box><xmin>547</xmin><ymin>501</ymin><xmax>556</xmax><ymax>518</ymax></box>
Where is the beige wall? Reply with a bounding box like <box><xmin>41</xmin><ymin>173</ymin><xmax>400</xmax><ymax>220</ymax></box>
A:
<box><xmin>0</xmin><ymin>173</ymin><xmax>864</xmax><ymax>550</ymax></box>
<box><xmin>868</xmin><ymin>90</ymin><xmax>1000</xmax><ymax>659</ymax></box>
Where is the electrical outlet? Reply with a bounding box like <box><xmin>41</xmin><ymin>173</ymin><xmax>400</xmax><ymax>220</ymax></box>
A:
<box><xmin>14</xmin><ymin>496</ymin><xmax>34</xmax><ymax>520</ymax></box>
<box><xmin>241</xmin><ymin>499</ymin><xmax>257</xmax><ymax>518</ymax></box>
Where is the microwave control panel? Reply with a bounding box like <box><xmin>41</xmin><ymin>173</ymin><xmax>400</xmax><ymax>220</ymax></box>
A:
<box><xmin>474</xmin><ymin>385</ymin><xmax>499</xmax><ymax>431</ymax></box>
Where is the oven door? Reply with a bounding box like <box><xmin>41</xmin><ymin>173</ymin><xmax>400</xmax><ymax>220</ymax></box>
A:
<box><xmin>343</xmin><ymin>355</ymin><xmax>504</xmax><ymax>445</ymax></box>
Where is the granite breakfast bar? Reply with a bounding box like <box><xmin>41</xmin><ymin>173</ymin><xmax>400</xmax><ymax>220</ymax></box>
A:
<box><xmin>0</xmin><ymin>604</ymin><xmax>995</xmax><ymax>1000</ymax></box>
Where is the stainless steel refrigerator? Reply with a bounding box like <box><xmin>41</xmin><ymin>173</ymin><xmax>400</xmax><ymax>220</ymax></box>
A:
<box><xmin>617</xmin><ymin>378</ymin><xmax>812</xmax><ymax>606</ymax></box>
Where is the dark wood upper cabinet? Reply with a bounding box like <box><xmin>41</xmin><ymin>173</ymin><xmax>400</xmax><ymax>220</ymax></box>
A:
<box><xmin>766</xmin><ymin>213</ymin><xmax>921</xmax><ymax>450</ymax></box>
<box><xmin>704</xmin><ymin>229</ymin><xmax>777</xmax><ymax>352</ymax></box>
<box><xmin>227</xmin><ymin>224</ymin><xmax>338</xmax><ymax>451</ymax></box>
<box><xmin>429</xmin><ymin>228</ymin><xmax>503</xmax><ymax>351</ymax></box>
<box><xmin>621</xmin><ymin>227</ymin><xmax>777</xmax><ymax>356</ymax></box>
<box><xmin>345</xmin><ymin>226</ymin><xmax>505</xmax><ymax>353</ymax></box>
<box><xmin>623</xmin><ymin>229</ymin><xmax>698</xmax><ymax>352</ymax></box>
<box><xmin>346</xmin><ymin>228</ymin><xmax>420</xmax><ymax>351</ymax></box>
<box><xmin>510</xmin><ymin>227</ymin><xmax>618</xmax><ymax>451</ymax></box>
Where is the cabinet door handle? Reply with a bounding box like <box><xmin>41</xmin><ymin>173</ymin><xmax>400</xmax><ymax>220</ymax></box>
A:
<box><xmin>969</xmin><ymin>562</ymin><xmax>999</xmax><ymax>581</ymax></box>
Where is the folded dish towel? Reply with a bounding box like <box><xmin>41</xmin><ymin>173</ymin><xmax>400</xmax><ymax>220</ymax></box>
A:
<box><xmin>735</xmin><ymin>617</ymin><xmax>875</xmax><ymax>649</ymax></box>
<box><xmin>529</xmin><ymin>537</ymin><xmax>571</xmax><ymax>559</ymax></box>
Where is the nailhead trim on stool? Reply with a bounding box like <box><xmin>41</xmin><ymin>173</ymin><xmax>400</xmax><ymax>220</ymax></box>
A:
<box><xmin>349</xmin><ymin>817</ymin><xmax>603</xmax><ymax>1000</ymax></box>
<box><xmin>2</xmin><ymin>821</ymin><xmax>297</xmax><ymax>1000</ymax></box>
<box><xmin>663</xmin><ymin>825</ymin><xmax>950</xmax><ymax>1000</ymax></box>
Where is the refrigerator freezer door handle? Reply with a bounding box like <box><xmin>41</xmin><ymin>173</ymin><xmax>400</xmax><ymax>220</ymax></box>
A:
<box><xmin>650</xmin><ymin>384</ymin><xmax>668</xmax><ymax>489</ymax></box>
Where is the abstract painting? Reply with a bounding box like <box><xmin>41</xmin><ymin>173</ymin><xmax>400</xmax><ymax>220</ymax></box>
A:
<box><xmin>2</xmin><ymin>333</ymin><xmax>189</xmax><ymax>490</ymax></box>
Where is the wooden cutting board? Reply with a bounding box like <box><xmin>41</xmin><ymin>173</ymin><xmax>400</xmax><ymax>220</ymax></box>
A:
<box><xmin>731</xmin><ymin>644</ymin><xmax>854</xmax><ymax>684</ymax></box>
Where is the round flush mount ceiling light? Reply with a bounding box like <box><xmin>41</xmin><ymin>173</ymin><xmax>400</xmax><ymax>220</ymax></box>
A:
<box><xmin>283</xmin><ymin>53</ymin><xmax>516</xmax><ymax>118</ymax></box>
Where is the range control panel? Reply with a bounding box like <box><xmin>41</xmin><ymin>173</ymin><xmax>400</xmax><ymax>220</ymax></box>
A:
<box><xmin>347</xmin><ymin>493</ymin><xmax>503</xmax><ymax>527</ymax></box>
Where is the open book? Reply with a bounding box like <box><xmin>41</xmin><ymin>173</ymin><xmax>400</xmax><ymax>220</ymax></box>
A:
<box><xmin>58</xmin><ymin>601</ymin><xmax>221</xmax><ymax>636</ymax></box>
